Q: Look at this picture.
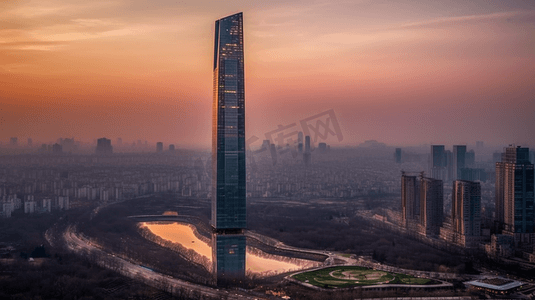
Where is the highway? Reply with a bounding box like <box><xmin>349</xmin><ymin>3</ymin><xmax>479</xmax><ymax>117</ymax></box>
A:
<box><xmin>62</xmin><ymin>225</ymin><xmax>267</xmax><ymax>300</ymax></box>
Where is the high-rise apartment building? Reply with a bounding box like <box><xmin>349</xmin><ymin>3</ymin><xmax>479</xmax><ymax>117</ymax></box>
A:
<box><xmin>420</xmin><ymin>176</ymin><xmax>444</xmax><ymax>236</ymax></box>
<box><xmin>451</xmin><ymin>180</ymin><xmax>481</xmax><ymax>248</ymax></box>
<box><xmin>453</xmin><ymin>145</ymin><xmax>467</xmax><ymax>181</ymax></box>
<box><xmin>401</xmin><ymin>172</ymin><xmax>420</xmax><ymax>226</ymax></box>
<box><xmin>156</xmin><ymin>142</ymin><xmax>163</xmax><ymax>152</ymax></box>
<box><xmin>211</xmin><ymin>12</ymin><xmax>246</xmax><ymax>284</ymax></box>
<box><xmin>496</xmin><ymin>146</ymin><xmax>534</xmax><ymax>243</ymax></box>
<box><xmin>401</xmin><ymin>172</ymin><xmax>443</xmax><ymax>235</ymax></box>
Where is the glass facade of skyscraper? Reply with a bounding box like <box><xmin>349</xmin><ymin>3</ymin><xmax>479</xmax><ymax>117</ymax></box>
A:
<box><xmin>212</xmin><ymin>233</ymin><xmax>246</xmax><ymax>283</ymax></box>
<box><xmin>212</xmin><ymin>12</ymin><xmax>246</xmax><ymax>230</ymax></box>
<box><xmin>496</xmin><ymin>146</ymin><xmax>534</xmax><ymax>235</ymax></box>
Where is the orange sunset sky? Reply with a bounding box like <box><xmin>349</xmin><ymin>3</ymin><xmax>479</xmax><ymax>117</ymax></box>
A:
<box><xmin>1</xmin><ymin>0</ymin><xmax>534</xmax><ymax>148</ymax></box>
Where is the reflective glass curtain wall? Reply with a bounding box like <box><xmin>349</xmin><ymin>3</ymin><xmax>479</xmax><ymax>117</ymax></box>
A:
<box><xmin>212</xmin><ymin>12</ymin><xmax>246</xmax><ymax>230</ymax></box>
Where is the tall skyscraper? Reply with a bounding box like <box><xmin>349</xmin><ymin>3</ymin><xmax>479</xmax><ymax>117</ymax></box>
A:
<box><xmin>452</xmin><ymin>180</ymin><xmax>481</xmax><ymax>247</ymax></box>
<box><xmin>496</xmin><ymin>146</ymin><xmax>534</xmax><ymax>242</ymax></box>
<box><xmin>212</xmin><ymin>12</ymin><xmax>246</xmax><ymax>230</ymax></box>
<box><xmin>156</xmin><ymin>142</ymin><xmax>163</xmax><ymax>152</ymax></box>
<box><xmin>453</xmin><ymin>145</ymin><xmax>467</xmax><ymax>180</ymax></box>
<box><xmin>211</xmin><ymin>12</ymin><xmax>246</xmax><ymax>285</ymax></box>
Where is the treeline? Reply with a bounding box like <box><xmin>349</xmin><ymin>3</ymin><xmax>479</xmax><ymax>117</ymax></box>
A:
<box><xmin>0</xmin><ymin>251</ymin><xmax>178</xmax><ymax>299</ymax></box>
<box><xmin>78</xmin><ymin>202</ymin><xmax>214</xmax><ymax>286</ymax></box>
<box><xmin>248</xmin><ymin>199</ymin><xmax>470</xmax><ymax>273</ymax></box>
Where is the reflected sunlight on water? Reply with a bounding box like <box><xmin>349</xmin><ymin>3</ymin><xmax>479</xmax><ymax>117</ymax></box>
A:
<box><xmin>142</xmin><ymin>222</ymin><xmax>306</xmax><ymax>275</ymax></box>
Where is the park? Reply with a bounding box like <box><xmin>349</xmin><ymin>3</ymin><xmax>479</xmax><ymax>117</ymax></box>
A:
<box><xmin>291</xmin><ymin>266</ymin><xmax>438</xmax><ymax>289</ymax></box>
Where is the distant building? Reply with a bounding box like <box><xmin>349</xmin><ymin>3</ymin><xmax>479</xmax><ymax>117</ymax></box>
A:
<box><xmin>395</xmin><ymin>148</ymin><xmax>402</xmax><ymax>163</ymax></box>
<box><xmin>465</xmin><ymin>277</ymin><xmax>523</xmax><ymax>296</ymax></box>
<box><xmin>430</xmin><ymin>145</ymin><xmax>446</xmax><ymax>181</ymax></box>
<box><xmin>0</xmin><ymin>202</ymin><xmax>15</xmax><ymax>218</ymax></box>
<box><xmin>261</xmin><ymin>140</ymin><xmax>270</xmax><ymax>151</ymax></box>
<box><xmin>42</xmin><ymin>198</ymin><xmax>52</xmax><ymax>213</ymax></box>
<box><xmin>56</xmin><ymin>196</ymin><xmax>70</xmax><ymax>210</ymax></box>
<box><xmin>169</xmin><ymin>144</ymin><xmax>175</xmax><ymax>151</ymax></box>
<box><xmin>96</xmin><ymin>138</ymin><xmax>113</xmax><ymax>154</ymax></box>
<box><xmin>303</xmin><ymin>136</ymin><xmax>311</xmax><ymax>165</ymax></box>
<box><xmin>466</xmin><ymin>150</ymin><xmax>475</xmax><ymax>167</ymax></box>
<box><xmin>452</xmin><ymin>180</ymin><xmax>481</xmax><ymax>247</ymax></box>
<box><xmin>61</xmin><ymin>138</ymin><xmax>75</xmax><ymax>153</ymax></box>
<box><xmin>496</xmin><ymin>146</ymin><xmax>534</xmax><ymax>244</ymax></box>
<box><xmin>318</xmin><ymin>143</ymin><xmax>327</xmax><ymax>153</ymax></box>
<box><xmin>445</xmin><ymin>150</ymin><xmax>453</xmax><ymax>182</ymax></box>
<box><xmin>24</xmin><ymin>201</ymin><xmax>36</xmax><ymax>214</ymax></box>
<box><xmin>431</xmin><ymin>145</ymin><xmax>445</xmax><ymax>168</ymax></box>
<box><xmin>117</xmin><ymin>137</ymin><xmax>122</xmax><ymax>146</ymax></box>
<box><xmin>156</xmin><ymin>142</ymin><xmax>163</xmax><ymax>152</ymax></box>
<box><xmin>52</xmin><ymin>143</ymin><xmax>63</xmax><ymax>154</ymax></box>
<box><xmin>453</xmin><ymin>145</ymin><xmax>467</xmax><ymax>181</ymax></box>
<box><xmin>297</xmin><ymin>132</ymin><xmax>304</xmax><ymax>153</ymax></box>
<box><xmin>9</xmin><ymin>137</ymin><xmax>18</xmax><ymax>146</ymax></box>
<box><xmin>270</xmin><ymin>144</ymin><xmax>278</xmax><ymax>165</ymax></box>
<box><xmin>27</xmin><ymin>138</ymin><xmax>33</xmax><ymax>147</ymax></box>
<box><xmin>460</xmin><ymin>168</ymin><xmax>487</xmax><ymax>182</ymax></box>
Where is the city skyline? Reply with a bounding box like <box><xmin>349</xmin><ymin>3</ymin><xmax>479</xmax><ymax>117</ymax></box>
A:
<box><xmin>1</xmin><ymin>1</ymin><xmax>534</xmax><ymax>147</ymax></box>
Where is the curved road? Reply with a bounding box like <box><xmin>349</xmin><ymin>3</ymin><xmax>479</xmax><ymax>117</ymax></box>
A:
<box><xmin>62</xmin><ymin>225</ymin><xmax>265</xmax><ymax>300</ymax></box>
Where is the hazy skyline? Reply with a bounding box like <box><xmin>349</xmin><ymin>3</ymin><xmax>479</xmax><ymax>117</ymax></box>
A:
<box><xmin>1</xmin><ymin>0</ymin><xmax>534</xmax><ymax>148</ymax></box>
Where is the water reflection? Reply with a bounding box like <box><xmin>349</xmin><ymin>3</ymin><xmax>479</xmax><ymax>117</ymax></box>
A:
<box><xmin>141</xmin><ymin>222</ymin><xmax>318</xmax><ymax>281</ymax></box>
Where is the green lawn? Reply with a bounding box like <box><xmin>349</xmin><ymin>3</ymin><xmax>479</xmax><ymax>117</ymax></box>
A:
<box><xmin>292</xmin><ymin>266</ymin><xmax>437</xmax><ymax>289</ymax></box>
